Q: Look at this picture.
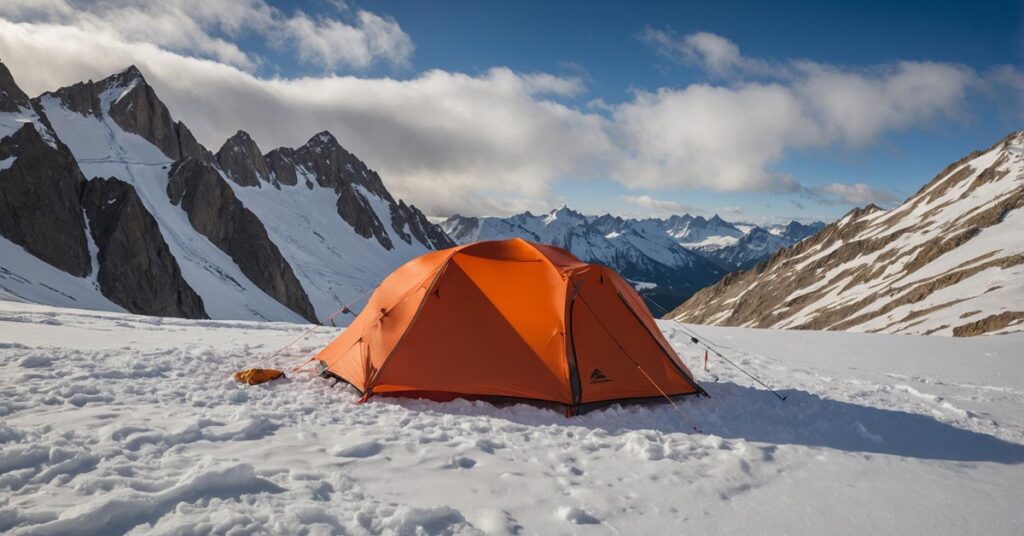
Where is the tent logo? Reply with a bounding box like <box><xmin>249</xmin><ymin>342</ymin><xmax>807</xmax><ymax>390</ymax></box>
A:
<box><xmin>589</xmin><ymin>369</ymin><xmax>611</xmax><ymax>383</ymax></box>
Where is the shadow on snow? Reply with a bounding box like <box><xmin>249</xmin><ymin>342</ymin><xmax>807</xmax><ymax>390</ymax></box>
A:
<box><xmin>375</xmin><ymin>382</ymin><xmax>1024</xmax><ymax>464</ymax></box>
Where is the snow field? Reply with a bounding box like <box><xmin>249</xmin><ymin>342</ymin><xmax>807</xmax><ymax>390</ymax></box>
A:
<box><xmin>1</xmin><ymin>301</ymin><xmax>1023</xmax><ymax>534</ymax></box>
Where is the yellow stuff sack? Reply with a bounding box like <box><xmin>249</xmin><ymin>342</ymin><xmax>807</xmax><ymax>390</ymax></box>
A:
<box><xmin>233</xmin><ymin>368</ymin><xmax>285</xmax><ymax>385</ymax></box>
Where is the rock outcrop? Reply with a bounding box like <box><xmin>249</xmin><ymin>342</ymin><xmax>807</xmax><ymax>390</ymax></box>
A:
<box><xmin>0</xmin><ymin>123</ymin><xmax>91</xmax><ymax>277</ymax></box>
<box><xmin>167</xmin><ymin>159</ymin><xmax>317</xmax><ymax>323</ymax></box>
<box><xmin>82</xmin><ymin>177</ymin><xmax>207</xmax><ymax>318</ymax></box>
<box><xmin>216</xmin><ymin>130</ymin><xmax>271</xmax><ymax>187</ymax></box>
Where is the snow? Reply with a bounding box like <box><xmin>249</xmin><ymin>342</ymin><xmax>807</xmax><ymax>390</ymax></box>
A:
<box><xmin>679</xmin><ymin>234</ymin><xmax>739</xmax><ymax>249</ymax></box>
<box><xmin>0</xmin><ymin>107</ymin><xmax>58</xmax><ymax>148</ymax></box>
<box><xmin>226</xmin><ymin>177</ymin><xmax>427</xmax><ymax>323</ymax></box>
<box><xmin>0</xmin><ymin>236</ymin><xmax>123</xmax><ymax>313</ymax></box>
<box><xmin>0</xmin><ymin>155</ymin><xmax>14</xmax><ymax>171</ymax></box>
<box><xmin>2</xmin><ymin>299</ymin><xmax>1022</xmax><ymax>534</ymax></box>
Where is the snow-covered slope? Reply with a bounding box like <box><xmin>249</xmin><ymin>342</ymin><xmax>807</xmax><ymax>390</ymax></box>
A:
<box><xmin>1</xmin><ymin>62</ymin><xmax>452</xmax><ymax>324</ymax></box>
<box><xmin>441</xmin><ymin>206</ymin><xmax>726</xmax><ymax>309</ymax></box>
<box><xmin>672</xmin><ymin>131</ymin><xmax>1024</xmax><ymax>336</ymax></box>
<box><xmin>226</xmin><ymin>160</ymin><xmax>437</xmax><ymax>321</ymax></box>
<box><xmin>1</xmin><ymin>300</ymin><xmax>1022</xmax><ymax>534</ymax></box>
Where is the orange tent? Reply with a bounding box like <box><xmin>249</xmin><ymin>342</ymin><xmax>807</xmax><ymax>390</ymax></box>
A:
<box><xmin>314</xmin><ymin>238</ymin><xmax>705</xmax><ymax>414</ymax></box>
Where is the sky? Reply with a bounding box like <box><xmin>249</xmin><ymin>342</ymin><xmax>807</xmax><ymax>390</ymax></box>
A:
<box><xmin>0</xmin><ymin>0</ymin><xmax>1021</xmax><ymax>223</ymax></box>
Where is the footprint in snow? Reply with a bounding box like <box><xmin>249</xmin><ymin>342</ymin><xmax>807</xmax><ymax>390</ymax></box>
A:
<box><xmin>18</xmin><ymin>354</ymin><xmax>53</xmax><ymax>368</ymax></box>
<box><xmin>332</xmin><ymin>440</ymin><xmax>383</xmax><ymax>458</ymax></box>
<box><xmin>557</xmin><ymin>506</ymin><xmax>600</xmax><ymax>525</ymax></box>
<box><xmin>446</xmin><ymin>455</ymin><xmax>477</xmax><ymax>469</ymax></box>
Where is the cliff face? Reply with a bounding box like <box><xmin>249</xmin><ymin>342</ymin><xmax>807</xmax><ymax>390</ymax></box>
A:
<box><xmin>82</xmin><ymin>177</ymin><xmax>207</xmax><ymax>318</ymax></box>
<box><xmin>0</xmin><ymin>123</ymin><xmax>91</xmax><ymax>277</ymax></box>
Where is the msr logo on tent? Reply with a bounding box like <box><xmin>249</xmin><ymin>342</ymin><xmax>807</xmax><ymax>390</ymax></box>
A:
<box><xmin>589</xmin><ymin>369</ymin><xmax>611</xmax><ymax>383</ymax></box>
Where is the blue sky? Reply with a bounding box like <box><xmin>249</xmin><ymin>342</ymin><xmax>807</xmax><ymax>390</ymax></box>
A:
<box><xmin>0</xmin><ymin>0</ymin><xmax>1021</xmax><ymax>222</ymax></box>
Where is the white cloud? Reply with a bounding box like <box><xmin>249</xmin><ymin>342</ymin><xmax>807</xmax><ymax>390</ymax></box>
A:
<box><xmin>620</xmin><ymin>31</ymin><xmax>978</xmax><ymax>192</ymax></box>
<box><xmin>639</xmin><ymin>28</ymin><xmax>771</xmax><ymax>77</ymax></box>
<box><xmin>808</xmin><ymin>183</ymin><xmax>900</xmax><ymax>207</ymax></box>
<box><xmin>988</xmin><ymin>65</ymin><xmax>1024</xmax><ymax>120</ymax></box>
<box><xmin>795</xmin><ymin>61</ymin><xmax>975</xmax><ymax>144</ymax></box>
<box><xmin>0</xmin><ymin>0</ymin><xmax>413</xmax><ymax>71</ymax></box>
<box><xmin>611</xmin><ymin>82</ymin><xmax>819</xmax><ymax>190</ymax></box>
<box><xmin>281</xmin><ymin>9</ymin><xmax>413</xmax><ymax>70</ymax></box>
<box><xmin>620</xmin><ymin>195</ymin><xmax>700</xmax><ymax>217</ymax></box>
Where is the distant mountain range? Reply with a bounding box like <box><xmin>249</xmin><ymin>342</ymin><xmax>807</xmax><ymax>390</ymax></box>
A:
<box><xmin>440</xmin><ymin>209</ymin><xmax>824</xmax><ymax>310</ymax></box>
<box><xmin>670</xmin><ymin>131</ymin><xmax>1024</xmax><ymax>336</ymax></box>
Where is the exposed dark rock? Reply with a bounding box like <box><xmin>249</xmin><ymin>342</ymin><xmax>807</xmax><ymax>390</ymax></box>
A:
<box><xmin>81</xmin><ymin>177</ymin><xmax>206</xmax><ymax>318</ymax></box>
<box><xmin>293</xmin><ymin>131</ymin><xmax>391</xmax><ymax>198</ymax></box>
<box><xmin>167</xmin><ymin>159</ymin><xmax>317</xmax><ymax>322</ymax></box>
<box><xmin>288</xmin><ymin>131</ymin><xmax>454</xmax><ymax>250</ymax></box>
<box><xmin>175</xmin><ymin>121</ymin><xmax>213</xmax><ymax>163</ymax></box>
<box><xmin>43</xmin><ymin>77</ymin><xmax>103</xmax><ymax>118</ymax></box>
<box><xmin>0</xmin><ymin>123</ymin><xmax>91</xmax><ymax>277</ymax></box>
<box><xmin>0</xmin><ymin>61</ymin><xmax>31</xmax><ymax>113</ymax></box>
<box><xmin>216</xmin><ymin>130</ymin><xmax>270</xmax><ymax>187</ymax></box>
<box><xmin>265</xmin><ymin>148</ymin><xmax>299</xmax><ymax>187</ymax></box>
<box><xmin>337</xmin><ymin>182</ymin><xmax>393</xmax><ymax>249</ymax></box>
<box><xmin>108</xmin><ymin>74</ymin><xmax>182</xmax><ymax>160</ymax></box>
<box><xmin>391</xmin><ymin>200</ymin><xmax>455</xmax><ymax>250</ymax></box>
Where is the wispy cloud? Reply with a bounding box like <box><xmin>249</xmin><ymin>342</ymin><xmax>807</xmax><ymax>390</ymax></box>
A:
<box><xmin>0</xmin><ymin>0</ymin><xmax>413</xmax><ymax>71</ymax></box>
<box><xmin>638</xmin><ymin>28</ymin><xmax>773</xmax><ymax>77</ymax></box>
<box><xmin>805</xmin><ymin>182</ymin><xmax>900</xmax><ymax>207</ymax></box>
<box><xmin>620</xmin><ymin>195</ymin><xmax>702</xmax><ymax>217</ymax></box>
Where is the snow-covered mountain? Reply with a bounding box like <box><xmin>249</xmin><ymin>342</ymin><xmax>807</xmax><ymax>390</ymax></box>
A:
<box><xmin>440</xmin><ymin>206</ymin><xmax>727</xmax><ymax>310</ymax></box>
<box><xmin>695</xmin><ymin>220</ymin><xmax>826</xmax><ymax>271</ymax></box>
<box><xmin>671</xmin><ymin>131</ymin><xmax>1024</xmax><ymax>336</ymax></box>
<box><xmin>665</xmin><ymin>214</ymin><xmax>745</xmax><ymax>249</ymax></box>
<box><xmin>440</xmin><ymin>208</ymin><xmax>825</xmax><ymax>308</ymax></box>
<box><xmin>0</xmin><ymin>62</ymin><xmax>452</xmax><ymax>324</ymax></box>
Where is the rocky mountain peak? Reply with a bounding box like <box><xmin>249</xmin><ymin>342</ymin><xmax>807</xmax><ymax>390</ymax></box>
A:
<box><xmin>41</xmin><ymin>65</ymin><xmax>202</xmax><ymax>161</ymax></box>
<box><xmin>99</xmin><ymin>65</ymin><xmax>146</xmax><ymax>94</ymax></box>
<box><xmin>308</xmin><ymin>130</ymin><xmax>338</xmax><ymax>147</ymax></box>
<box><xmin>291</xmin><ymin>130</ymin><xmax>391</xmax><ymax>199</ymax></box>
<box><xmin>545</xmin><ymin>204</ymin><xmax>585</xmax><ymax>224</ymax></box>
<box><xmin>216</xmin><ymin>130</ymin><xmax>270</xmax><ymax>187</ymax></box>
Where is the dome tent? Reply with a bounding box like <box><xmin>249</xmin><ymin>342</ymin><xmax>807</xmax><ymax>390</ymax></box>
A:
<box><xmin>313</xmin><ymin>238</ymin><xmax>704</xmax><ymax>414</ymax></box>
